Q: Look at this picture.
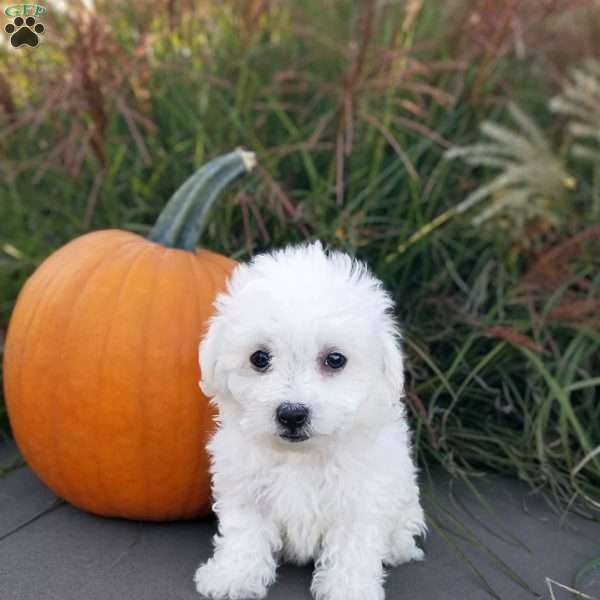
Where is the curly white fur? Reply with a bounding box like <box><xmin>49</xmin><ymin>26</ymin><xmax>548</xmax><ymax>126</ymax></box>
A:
<box><xmin>194</xmin><ymin>242</ymin><xmax>426</xmax><ymax>600</ymax></box>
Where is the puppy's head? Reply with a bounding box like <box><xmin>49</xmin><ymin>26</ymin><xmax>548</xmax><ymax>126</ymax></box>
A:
<box><xmin>199</xmin><ymin>242</ymin><xmax>405</xmax><ymax>447</ymax></box>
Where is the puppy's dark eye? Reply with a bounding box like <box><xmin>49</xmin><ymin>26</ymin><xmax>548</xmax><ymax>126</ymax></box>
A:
<box><xmin>324</xmin><ymin>352</ymin><xmax>347</xmax><ymax>370</ymax></box>
<box><xmin>250</xmin><ymin>350</ymin><xmax>271</xmax><ymax>371</ymax></box>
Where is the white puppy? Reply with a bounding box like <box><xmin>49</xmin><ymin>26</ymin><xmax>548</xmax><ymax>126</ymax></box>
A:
<box><xmin>194</xmin><ymin>242</ymin><xmax>425</xmax><ymax>600</ymax></box>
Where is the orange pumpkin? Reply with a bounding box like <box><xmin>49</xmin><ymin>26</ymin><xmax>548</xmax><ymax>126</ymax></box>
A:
<box><xmin>3</xmin><ymin>150</ymin><xmax>256</xmax><ymax>521</ymax></box>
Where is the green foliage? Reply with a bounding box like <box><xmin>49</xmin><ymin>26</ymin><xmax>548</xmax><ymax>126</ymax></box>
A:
<box><xmin>445</xmin><ymin>103</ymin><xmax>575</xmax><ymax>234</ymax></box>
<box><xmin>1</xmin><ymin>0</ymin><xmax>599</xmax><ymax>516</ymax></box>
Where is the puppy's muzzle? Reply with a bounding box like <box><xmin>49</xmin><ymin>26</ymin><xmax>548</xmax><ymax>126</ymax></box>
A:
<box><xmin>276</xmin><ymin>402</ymin><xmax>310</xmax><ymax>442</ymax></box>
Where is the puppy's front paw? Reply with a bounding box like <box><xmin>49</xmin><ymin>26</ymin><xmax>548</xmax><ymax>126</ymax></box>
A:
<box><xmin>384</xmin><ymin>533</ymin><xmax>424</xmax><ymax>567</ymax></box>
<box><xmin>311</xmin><ymin>570</ymin><xmax>384</xmax><ymax>600</ymax></box>
<box><xmin>194</xmin><ymin>558</ymin><xmax>272</xmax><ymax>600</ymax></box>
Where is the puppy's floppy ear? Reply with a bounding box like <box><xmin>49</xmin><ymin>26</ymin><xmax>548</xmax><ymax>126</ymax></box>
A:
<box><xmin>198</xmin><ymin>315</ymin><xmax>224</xmax><ymax>398</ymax></box>
<box><xmin>381</xmin><ymin>324</ymin><xmax>406</xmax><ymax>403</ymax></box>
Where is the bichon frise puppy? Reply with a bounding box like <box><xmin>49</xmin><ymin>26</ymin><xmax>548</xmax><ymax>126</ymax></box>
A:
<box><xmin>194</xmin><ymin>242</ymin><xmax>425</xmax><ymax>600</ymax></box>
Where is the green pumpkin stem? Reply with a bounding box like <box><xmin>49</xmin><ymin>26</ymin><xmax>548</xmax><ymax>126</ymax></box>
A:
<box><xmin>148</xmin><ymin>149</ymin><xmax>257</xmax><ymax>251</ymax></box>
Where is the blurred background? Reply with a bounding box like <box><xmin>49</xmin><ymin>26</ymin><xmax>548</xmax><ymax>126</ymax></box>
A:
<box><xmin>1</xmin><ymin>0</ymin><xmax>599</xmax><ymax>515</ymax></box>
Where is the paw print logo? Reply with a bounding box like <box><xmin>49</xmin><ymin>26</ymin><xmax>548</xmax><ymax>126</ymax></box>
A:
<box><xmin>4</xmin><ymin>16</ymin><xmax>45</xmax><ymax>48</ymax></box>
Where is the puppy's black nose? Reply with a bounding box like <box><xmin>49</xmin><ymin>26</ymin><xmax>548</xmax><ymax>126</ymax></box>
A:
<box><xmin>276</xmin><ymin>403</ymin><xmax>309</xmax><ymax>429</ymax></box>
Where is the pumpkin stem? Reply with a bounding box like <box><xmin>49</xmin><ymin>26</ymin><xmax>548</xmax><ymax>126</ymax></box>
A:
<box><xmin>148</xmin><ymin>149</ymin><xmax>257</xmax><ymax>251</ymax></box>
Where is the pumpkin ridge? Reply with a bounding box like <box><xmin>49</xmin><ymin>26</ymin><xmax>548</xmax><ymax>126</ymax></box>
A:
<box><xmin>196</xmin><ymin>252</ymin><xmax>224</xmax><ymax>309</ymax></box>
<box><xmin>135</xmin><ymin>244</ymin><xmax>171</xmax><ymax>517</ymax></box>
<box><xmin>8</xmin><ymin>255</ymin><xmax>69</xmax><ymax>412</ymax></box>
<box><xmin>7</xmin><ymin>263</ymin><xmax>73</xmax><ymax>488</ymax></box>
<box><xmin>187</xmin><ymin>253</ymin><xmax>231</xmax><ymax>516</ymax></box>
<box><xmin>91</xmin><ymin>241</ymin><xmax>156</xmax><ymax>516</ymax></box>
<box><xmin>171</xmin><ymin>250</ymin><xmax>204</xmax><ymax>518</ymax></box>
<box><xmin>180</xmin><ymin>251</ymin><xmax>213</xmax><ymax>517</ymax></box>
<box><xmin>8</xmin><ymin>233</ymin><xmax>127</xmax><ymax>424</ymax></box>
<box><xmin>53</xmin><ymin>239</ymin><xmax>147</xmax><ymax>510</ymax></box>
<box><xmin>12</xmin><ymin>236</ymin><xmax>142</xmax><ymax>499</ymax></box>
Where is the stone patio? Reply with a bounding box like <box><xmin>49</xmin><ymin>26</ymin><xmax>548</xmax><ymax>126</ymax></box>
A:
<box><xmin>1</xmin><ymin>436</ymin><xmax>598</xmax><ymax>600</ymax></box>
